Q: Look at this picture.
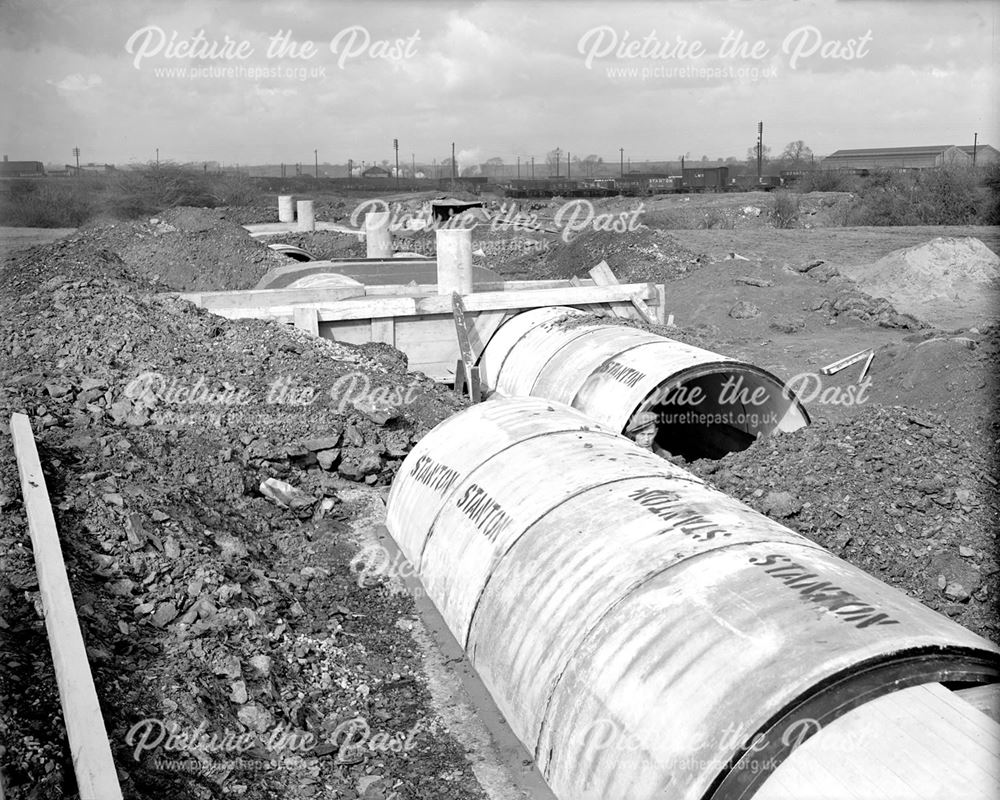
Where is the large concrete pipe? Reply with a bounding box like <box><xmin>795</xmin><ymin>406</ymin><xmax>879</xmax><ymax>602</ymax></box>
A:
<box><xmin>277</xmin><ymin>194</ymin><xmax>296</xmax><ymax>223</ymax></box>
<box><xmin>385</xmin><ymin>397</ymin><xmax>999</xmax><ymax>800</ymax></box>
<box><xmin>478</xmin><ymin>307</ymin><xmax>809</xmax><ymax>459</ymax></box>
<box><xmin>365</xmin><ymin>210</ymin><xmax>393</xmax><ymax>258</ymax></box>
<box><xmin>435</xmin><ymin>228</ymin><xmax>474</xmax><ymax>295</ymax></box>
<box><xmin>295</xmin><ymin>200</ymin><xmax>315</xmax><ymax>232</ymax></box>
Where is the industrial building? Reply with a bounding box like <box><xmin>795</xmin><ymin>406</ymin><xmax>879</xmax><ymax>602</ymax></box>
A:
<box><xmin>0</xmin><ymin>156</ymin><xmax>44</xmax><ymax>177</ymax></box>
<box><xmin>821</xmin><ymin>145</ymin><xmax>977</xmax><ymax>171</ymax></box>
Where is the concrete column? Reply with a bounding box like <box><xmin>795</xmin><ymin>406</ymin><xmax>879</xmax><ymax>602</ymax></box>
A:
<box><xmin>296</xmin><ymin>200</ymin><xmax>315</xmax><ymax>232</ymax></box>
<box><xmin>278</xmin><ymin>195</ymin><xmax>295</xmax><ymax>222</ymax></box>
<box><xmin>436</xmin><ymin>228</ymin><xmax>473</xmax><ymax>295</ymax></box>
<box><xmin>365</xmin><ymin>211</ymin><xmax>392</xmax><ymax>258</ymax></box>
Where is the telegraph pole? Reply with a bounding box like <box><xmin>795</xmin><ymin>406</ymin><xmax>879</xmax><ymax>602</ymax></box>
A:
<box><xmin>393</xmin><ymin>138</ymin><xmax>399</xmax><ymax>188</ymax></box>
<box><xmin>517</xmin><ymin>156</ymin><xmax>520</xmax><ymax>179</ymax></box>
<box><xmin>619</xmin><ymin>147</ymin><xmax>624</xmax><ymax>177</ymax></box>
<box><xmin>973</xmin><ymin>132</ymin><xmax>978</xmax><ymax>166</ymax></box>
<box><xmin>531</xmin><ymin>156</ymin><xmax>535</xmax><ymax>179</ymax></box>
<box><xmin>72</xmin><ymin>147</ymin><xmax>80</xmax><ymax>176</ymax></box>
<box><xmin>155</xmin><ymin>147</ymin><xmax>159</xmax><ymax>168</ymax></box>
<box><xmin>554</xmin><ymin>147</ymin><xmax>561</xmax><ymax>178</ymax></box>
<box><xmin>757</xmin><ymin>121</ymin><xmax>763</xmax><ymax>180</ymax></box>
<box><xmin>451</xmin><ymin>142</ymin><xmax>456</xmax><ymax>182</ymax></box>
<box><xmin>314</xmin><ymin>149</ymin><xmax>318</xmax><ymax>178</ymax></box>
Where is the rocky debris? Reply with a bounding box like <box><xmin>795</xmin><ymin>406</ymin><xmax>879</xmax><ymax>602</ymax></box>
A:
<box><xmin>769</xmin><ymin>316</ymin><xmax>806</xmax><ymax>334</ymax></box>
<box><xmin>687</xmin><ymin>405</ymin><xmax>999</xmax><ymax>641</ymax></box>
<box><xmin>729</xmin><ymin>300</ymin><xmax>761</xmax><ymax>319</ymax></box>
<box><xmin>0</xmin><ymin>221</ymin><xmax>483</xmax><ymax>800</ymax></box>
<box><xmin>793</xmin><ymin>259</ymin><xmax>825</xmax><ymax>273</ymax></box>
<box><xmin>504</xmin><ymin>226</ymin><xmax>704</xmax><ymax>282</ymax></box>
<box><xmin>735</xmin><ymin>276</ymin><xmax>773</xmax><ymax>287</ymax></box>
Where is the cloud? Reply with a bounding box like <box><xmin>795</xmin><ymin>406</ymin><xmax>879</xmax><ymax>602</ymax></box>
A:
<box><xmin>47</xmin><ymin>72</ymin><xmax>103</xmax><ymax>91</ymax></box>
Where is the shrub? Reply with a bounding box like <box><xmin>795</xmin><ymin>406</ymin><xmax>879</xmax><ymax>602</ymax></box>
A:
<box><xmin>771</xmin><ymin>191</ymin><xmax>799</xmax><ymax>228</ymax></box>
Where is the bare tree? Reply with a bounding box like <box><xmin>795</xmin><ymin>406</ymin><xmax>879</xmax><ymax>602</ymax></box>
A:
<box><xmin>573</xmin><ymin>154</ymin><xmax>604</xmax><ymax>177</ymax></box>
<box><xmin>780</xmin><ymin>140</ymin><xmax>814</xmax><ymax>167</ymax></box>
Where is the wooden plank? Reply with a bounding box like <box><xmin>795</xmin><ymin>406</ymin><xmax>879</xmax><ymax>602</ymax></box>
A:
<box><xmin>451</xmin><ymin>294</ymin><xmax>476</xmax><ymax>398</ymax></box>
<box><xmin>652</xmin><ymin>283</ymin><xmax>668</xmax><ymax>325</ymax></box>
<box><xmin>314</xmin><ymin>284</ymin><xmax>656</xmax><ymax>322</ymax></box>
<box><xmin>293</xmin><ymin>307</ymin><xmax>320</xmax><ymax>337</ymax></box>
<box><xmin>568</xmin><ymin>276</ymin><xmax>609</xmax><ymax>316</ymax></box>
<box><xmin>10</xmin><ymin>414</ymin><xmax>123</xmax><ymax>800</ymax></box>
<box><xmin>955</xmin><ymin>684</ymin><xmax>1000</xmax><ymax>723</ymax></box>
<box><xmin>370</xmin><ymin>317</ymin><xmax>395</xmax><ymax>345</ymax></box>
<box><xmin>754</xmin><ymin>683</ymin><xmax>1000</xmax><ymax>800</ymax></box>
<box><xmin>629</xmin><ymin>293</ymin><xmax>658</xmax><ymax>325</ymax></box>
<box><xmin>174</xmin><ymin>286</ymin><xmax>365</xmax><ymax>309</ymax></box>
<box><xmin>588</xmin><ymin>261</ymin><xmax>640</xmax><ymax>320</ymax></box>
<box><xmin>468</xmin><ymin>311</ymin><xmax>507</xmax><ymax>360</ymax></box>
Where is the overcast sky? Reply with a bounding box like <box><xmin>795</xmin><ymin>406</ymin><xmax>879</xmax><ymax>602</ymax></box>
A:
<box><xmin>1</xmin><ymin>0</ymin><xmax>996</xmax><ymax>168</ymax></box>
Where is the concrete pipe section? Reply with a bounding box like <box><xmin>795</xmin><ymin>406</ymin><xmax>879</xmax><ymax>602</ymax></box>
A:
<box><xmin>478</xmin><ymin>307</ymin><xmax>810</xmax><ymax>460</ymax></box>
<box><xmin>385</xmin><ymin>397</ymin><xmax>1000</xmax><ymax>800</ymax></box>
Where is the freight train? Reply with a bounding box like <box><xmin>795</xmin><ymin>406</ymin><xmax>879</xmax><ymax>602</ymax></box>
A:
<box><xmin>498</xmin><ymin>166</ymin><xmax>793</xmax><ymax>197</ymax></box>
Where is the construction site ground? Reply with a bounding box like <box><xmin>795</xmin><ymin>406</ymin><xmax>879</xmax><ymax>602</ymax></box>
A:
<box><xmin>0</xmin><ymin>190</ymin><xmax>997</xmax><ymax>800</ymax></box>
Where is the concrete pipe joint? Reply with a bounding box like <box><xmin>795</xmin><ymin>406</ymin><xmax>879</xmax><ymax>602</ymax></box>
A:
<box><xmin>477</xmin><ymin>307</ymin><xmax>810</xmax><ymax>460</ymax></box>
<box><xmin>385</xmin><ymin>397</ymin><xmax>999</xmax><ymax>800</ymax></box>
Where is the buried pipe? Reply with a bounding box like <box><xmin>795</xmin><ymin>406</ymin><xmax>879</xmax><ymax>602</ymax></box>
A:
<box><xmin>385</xmin><ymin>397</ymin><xmax>1000</xmax><ymax>800</ymax></box>
<box><xmin>435</xmin><ymin>228</ymin><xmax>473</xmax><ymax>295</ymax></box>
<box><xmin>478</xmin><ymin>307</ymin><xmax>810</xmax><ymax>460</ymax></box>
<box><xmin>295</xmin><ymin>200</ymin><xmax>315</xmax><ymax>232</ymax></box>
<box><xmin>365</xmin><ymin>210</ymin><xmax>393</xmax><ymax>258</ymax></box>
<box><xmin>277</xmin><ymin>194</ymin><xmax>296</xmax><ymax>223</ymax></box>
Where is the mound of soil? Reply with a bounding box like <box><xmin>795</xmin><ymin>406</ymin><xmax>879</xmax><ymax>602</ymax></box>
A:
<box><xmin>513</xmin><ymin>226</ymin><xmax>704</xmax><ymax>282</ymax></box>
<box><xmin>687</xmin><ymin>404</ymin><xmax>1000</xmax><ymax>643</ymax></box>
<box><xmin>0</xmin><ymin>234</ymin><xmax>485</xmax><ymax>799</ymax></box>
<box><xmin>838</xmin><ymin>236</ymin><xmax>1000</xmax><ymax>330</ymax></box>
<box><xmin>112</xmin><ymin>207</ymin><xmax>288</xmax><ymax>291</ymax></box>
<box><xmin>869</xmin><ymin>330</ymin><xmax>998</xmax><ymax>428</ymax></box>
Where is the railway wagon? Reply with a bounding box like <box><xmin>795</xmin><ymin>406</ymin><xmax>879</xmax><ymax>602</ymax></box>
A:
<box><xmin>681</xmin><ymin>166</ymin><xmax>729</xmax><ymax>191</ymax></box>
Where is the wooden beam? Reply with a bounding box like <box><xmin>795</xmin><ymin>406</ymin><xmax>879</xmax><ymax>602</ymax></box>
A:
<box><xmin>173</xmin><ymin>286</ymin><xmax>365</xmax><ymax>309</ymax></box>
<box><xmin>293</xmin><ymin>307</ymin><xmax>319</xmax><ymax>336</ymax></box>
<box><xmin>370</xmin><ymin>317</ymin><xmax>395</xmax><ymax>345</ymax></box>
<box><xmin>588</xmin><ymin>261</ymin><xmax>641</xmax><ymax>321</ymax></box>
<box><xmin>314</xmin><ymin>284</ymin><xmax>657</xmax><ymax>322</ymax></box>
<box><xmin>10</xmin><ymin>414</ymin><xmax>123</xmax><ymax>800</ymax></box>
<box><xmin>568</xmin><ymin>276</ymin><xmax>609</xmax><ymax>316</ymax></box>
<box><xmin>652</xmin><ymin>284</ymin><xmax>668</xmax><ymax>325</ymax></box>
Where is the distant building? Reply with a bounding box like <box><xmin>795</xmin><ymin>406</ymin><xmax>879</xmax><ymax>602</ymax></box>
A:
<box><xmin>958</xmin><ymin>144</ymin><xmax>999</xmax><ymax>166</ymax></box>
<box><xmin>821</xmin><ymin>146</ymin><xmax>971</xmax><ymax>171</ymax></box>
<box><xmin>0</xmin><ymin>156</ymin><xmax>44</xmax><ymax>177</ymax></box>
<box><xmin>65</xmin><ymin>162</ymin><xmax>116</xmax><ymax>175</ymax></box>
<box><xmin>362</xmin><ymin>165</ymin><xmax>390</xmax><ymax>178</ymax></box>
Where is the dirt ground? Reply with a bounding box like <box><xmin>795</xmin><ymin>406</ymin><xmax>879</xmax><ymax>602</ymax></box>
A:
<box><xmin>1</xmin><ymin>192</ymin><xmax>998</xmax><ymax>799</ymax></box>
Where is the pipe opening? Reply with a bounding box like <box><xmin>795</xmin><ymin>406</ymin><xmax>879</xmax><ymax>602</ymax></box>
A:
<box><xmin>631</xmin><ymin>366</ymin><xmax>809</xmax><ymax>461</ymax></box>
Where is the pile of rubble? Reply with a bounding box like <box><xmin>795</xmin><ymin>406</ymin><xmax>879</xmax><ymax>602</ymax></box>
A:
<box><xmin>0</xmin><ymin>226</ymin><xmax>484</xmax><ymax>799</ymax></box>
<box><xmin>687</xmin><ymin>405</ymin><xmax>1000</xmax><ymax>642</ymax></box>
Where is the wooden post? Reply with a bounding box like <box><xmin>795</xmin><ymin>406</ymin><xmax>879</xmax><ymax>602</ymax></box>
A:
<box><xmin>293</xmin><ymin>307</ymin><xmax>320</xmax><ymax>336</ymax></box>
<box><xmin>10</xmin><ymin>414</ymin><xmax>123</xmax><ymax>800</ymax></box>
<box><xmin>365</xmin><ymin>210</ymin><xmax>392</xmax><ymax>258</ymax></box>
<box><xmin>436</xmin><ymin>228</ymin><xmax>473</xmax><ymax>295</ymax></box>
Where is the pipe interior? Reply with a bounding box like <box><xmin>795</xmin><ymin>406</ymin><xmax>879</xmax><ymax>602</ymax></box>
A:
<box><xmin>639</xmin><ymin>368</ymin><xmax>805</xmax><ymax>461</ymax></box>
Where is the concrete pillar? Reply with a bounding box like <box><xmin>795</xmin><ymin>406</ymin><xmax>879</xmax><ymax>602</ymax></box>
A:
<box><xmin>296</xmin><ymin>200</ymin><xmax>315</xmax><ymax>232</ymax></box>
<box><xmin>278</xmin><ymin>195</ymin><xmax>295</xmax><ymax>223</ymax></box>
<box><xmin>365</xmin><ymin>211</ymin><xmax>392</xmax><ymax>258</ymax></box>
<box><xmin>436</xmin><ymin>228</ymin><xmax>473</xmax><ymax>295</ymax></box>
